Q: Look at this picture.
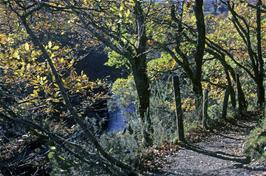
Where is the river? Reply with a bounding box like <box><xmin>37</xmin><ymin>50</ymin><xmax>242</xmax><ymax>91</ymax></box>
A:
<box><xmin>106</xmin><ymin>95</ymin><xmax>136</xmax><ymax>133</ymax></box>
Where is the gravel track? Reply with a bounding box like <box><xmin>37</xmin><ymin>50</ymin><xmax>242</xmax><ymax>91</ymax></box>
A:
<box><xmin>148</xmin><ymin>119</ymin><xmax>266</xmax><ymax>176</ymax></box>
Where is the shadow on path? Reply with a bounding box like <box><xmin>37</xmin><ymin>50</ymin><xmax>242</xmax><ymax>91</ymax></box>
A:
<box><xmin>147</xmin><ymin>114</ymin><xmax>264</xmax><ymax>176</ymax></box>
<box><xmin>179</xmin><ymin>142</ymin><xmax>250</xmax><ymax>164</ymax></box>
<box><xmin>211</xmin><ymin>131</ymin><xmax>243</xmax><ymax>141</ymax></box>
<box><xmin>234</xmin><ymin>163</ymin><xmax>266</xmax><ymax>171</ymax></box>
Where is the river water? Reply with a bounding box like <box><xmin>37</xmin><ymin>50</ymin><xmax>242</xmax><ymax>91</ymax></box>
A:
<box><xmin>106</xmin><ymin>95</ymin><xmax>136</xmax><ymax>133</ymax></box>
<box><xmin>106</xmin><ymin>95</ymin><xmax>127</xmax><ymax>133</ymax></box>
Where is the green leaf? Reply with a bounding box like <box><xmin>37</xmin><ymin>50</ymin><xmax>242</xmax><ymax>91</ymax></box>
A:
<box><xmin>48</xmin><ymin>151</ymin><xmax>55</xmax><ymax>159</ymax></box>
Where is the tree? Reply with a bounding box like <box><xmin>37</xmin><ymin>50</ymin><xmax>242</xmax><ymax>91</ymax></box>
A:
<box><xmin>225</xmin><ymin>1</ymin><xmax>265</xmax><ymax>107</ymax></box>
<box><xmin>1</xmin><ymin>1</ymin><xmax>137</xmax><ymax>175</ymax></box>
<box><xmin>158</xmin><ymin>0</ymin><xmax>206</xmax><ymax>119</ymax></box>
<box><xmin>205</xmin><ymin>39</ymin><xmax>247</xmax><ymax>112</ymax></box>
<box><xmin>63</xmin><ymin>0</ymin><xmax>155</xmax><ymax>146</ymax></box>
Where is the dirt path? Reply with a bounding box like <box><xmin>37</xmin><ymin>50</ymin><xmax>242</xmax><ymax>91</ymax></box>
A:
<box><xmin>148</xmin><ymin>119</ymin><xmax>266</xmax><ymax>176</ymax></box>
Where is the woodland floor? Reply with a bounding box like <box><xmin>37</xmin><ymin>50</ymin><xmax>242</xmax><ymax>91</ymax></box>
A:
<box><xmin>147</xmin><ymin>114</ymin><xmax>266</xmax><ymax>176</ymax></box>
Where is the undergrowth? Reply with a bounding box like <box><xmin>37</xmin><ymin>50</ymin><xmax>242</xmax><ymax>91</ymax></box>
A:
<box><xmin>244</xmin><ymin>110</ymin><xmax>266</xmax><ymax>162</ymax></box>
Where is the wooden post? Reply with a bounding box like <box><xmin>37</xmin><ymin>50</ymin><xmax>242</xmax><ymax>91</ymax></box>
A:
<box><xmin>222</xmin><ymin>86</ymin><xmax>230</xmax><ymax>120</ymax></box>
<box><xmin>172</xmin><ymin>76</ymin><xmax>185</xmax><ymax>142</ymax></box>
<box><xmin>202</xmin><ymin>89</ymin><xmax>208</xmax><ymax>128</ymax></box>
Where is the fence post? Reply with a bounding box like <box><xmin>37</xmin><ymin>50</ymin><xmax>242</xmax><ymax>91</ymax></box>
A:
<box><xmin>172</xmin><ymin>75</ymin><xmax>185</xmax><ymax>142</ymax></box>
<box><xmin>222</xmin><ymin>86</ymin><xmax>230</xmax><ymax>120</ymax></box>
<box><xmin>202</xmin><ymin>89</ymin><xmax>208</xmax><ymax>128</ymax></box>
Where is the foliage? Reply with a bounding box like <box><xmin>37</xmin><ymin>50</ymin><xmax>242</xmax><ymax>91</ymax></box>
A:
<box><xmin>105</xmin><ymin>50</ymin><xmax>130</xmax><ymax>71</ymax></box>
<box><xmin>0</xmin><ymin>4</ymin><xmax>111</xmax><ymax>175</ymax></box>
<box><xmin>109</xmin><ymin>76</ymin><xmax>176</xmax><ymax>146</ymax></box>
<box><xmin>147</xmin><ymin>52</ymin><xmax>176</xmax><ymax>79</ymax></box>
<box><xmin>0</xmin><ymin>0</ymin><xmax>266</xmax><ymax>175</ymax></box>
<box><xmin>0</xmin><ymin>31</ymin><xmax>107</xmax><ymax>118</ymax></box>
<box><xmin>245</xmin><ymin>114</ymin><xmax>266</xmax><ymax>161</ymax></box>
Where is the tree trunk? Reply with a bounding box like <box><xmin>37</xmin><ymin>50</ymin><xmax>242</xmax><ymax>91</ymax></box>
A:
<box><xmin>194</xmin><ymin>0</ymin><xmax>206</xmax><ymax>70</ymax></box>
<box><xmin>222</xmin><ymin>61</ymin><xmax>236</xmax><ymax>110</ymax></box>
<box><xmin>172</xmin><ymin>76</ymin><xmax>185</xmax><ymax>142</ymax></box>
<box><xmin>236</xmin><ymin>74</ymin><xmax>247</xmax><ymax>114</ymax></box>
<box><xmin>256</xmin><ymin>0</ymin><xmax>265</xmax><ymax>107</ymax></box>
<box><xmin>223</xmin><ymin>64</ymin><xmax>236</xmax><ymax>110</ymax></box>
<box><xmin>230</xmin><ymin>72</ymin><xmax>247</xmax><ymax>113</ymax></box>
<box><xmin>228</xmin><ymin>85</ymin><xmax>236</xmax><ymax>110</ymax></box>
<box><xmin>222</xmin><ymin>86</ymin><xmax>230</xmax><ymax>120</ymax></box>
<box><xmin>193</xmin><ymin>0</ymin><xmax>205</xmax><ymax>121</ymax></box>
<box><xmin>256</xmin><ymin>77</ymin><xmax>265</xmax><ymax>107</ymax></box>
<box><xmin>192</xmin><ymin>79</ymin><xmax>203</xmax><ymax>120</ymax></box>
<box><xmin>132</xmin><ymin>0</ymin><xmax>153</xmax><ymax>147</ymax></box>
<box><xmin>131</xmin><ymin>57</ymin><xmax>153</xmax><ymax>147</ymax></box>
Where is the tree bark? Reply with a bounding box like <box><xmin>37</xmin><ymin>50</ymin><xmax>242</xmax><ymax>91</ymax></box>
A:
<box><xmin>194</xmin><ymin>0</ymin><xmax>205</xmax><ymax>78</ymax></box>
<box><xmin>132</xmin><ymin>0</ymin><xmax>153</xmax><ymax>147</ymax></box>
<box><xmin>131</xmin><ymin>57</ymin><xmax>153</xmax><ymax>147</ymax></box>
<box><xmin>225</xmin><ymin>71</ymin><xmax>236</xmax><ymax>111</ymax></box>
<box><xmin>219</xmin><ymin>55</ymin><xmax>237</xmax><ymax>110</ymax></box>
<box><xmin>256</xmin><ymin>0</ymin><xmax>265</xmax><ymax>107</ymax></box>
<box><xmin>192</xmin><ymin>78</ymin><xmax>203</xmax><ymax>120</ymax></box>
<box><xmin>172</xmin><ymin>76</ymin><xmax>185</xmax><ymax>142</ymax></box>
<box><xmin>222</xmin><ymin>86</ymin><xmax>230</xmax><ymax>120</ymax></box>
<box><xmin>193</xmin><ymin>0</ymin><xmax>206</xmax><ymax>120</ymax></box>
<box><xmin>236</xmin><ymin>74</ymin><xmax>247</xmax><ymax>114</ymax></box>
<box><xmin>256</xmin><ymin>77</ymin><xmax>265</xmax><ymax>107</ymax></box>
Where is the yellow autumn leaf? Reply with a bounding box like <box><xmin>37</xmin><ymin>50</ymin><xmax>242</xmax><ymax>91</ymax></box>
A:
<box><xmin>0</xmin><ymin>33</ymin><xmax>8</xmax><ymax>44</ymax></box>
<box><xmin>26</xmin><ymin>63</ymin><xmax>31</xmax><ymax>70</ymax></box>
<box><xmin>59</xmin><ymin>58</ymin><xmax>65</xmax><ymax>63</ymax></box>
<box><xmin>25</xmin><ymin>43</ymin><xmax>30</xmax><ymax>51</ymax></box>
<box><xmin>82</xmin><ymin>74</ymin><xmax>88</xmax><ymax>80</ymax></box>
<box><xmin>30</xmin><ymin>89</ymin><xmax>39</xmax><ymax>98</ymax></box>
<box><xmin>52</xmin><ymin>45</ymin><xmax>60</xmax><ymax>50</ymax></box>
<box><xmin>13</xmin><ymin>50</ymin><xmax>20</xmax><ymax>59</ymax></box>
<box><xmin>48</xmin><ymin>41</ymin><xmax>52</xmax><ymax>49</ymax></box>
